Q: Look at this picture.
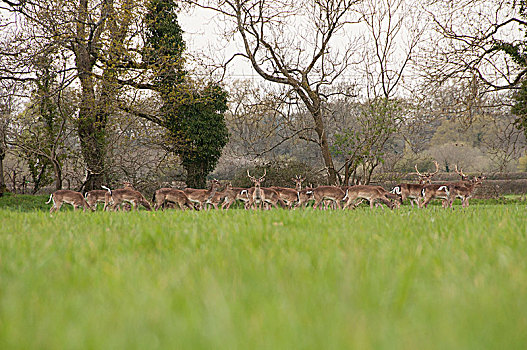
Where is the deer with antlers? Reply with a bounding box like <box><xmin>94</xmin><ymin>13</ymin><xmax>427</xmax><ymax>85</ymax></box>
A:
<box><xmin>448</xmin><ymin>166</ymin><xmax>485</xmax><ymax>208</ymax></box>
<box><xmin>246</xmin><ymin>170</ymin><xmax>286</xmax><ymax>209</ymax></box>
<box><xmin>391</xmin><ymin>161</ymin><xmax>439</xmax><ymax>207</ymax></box>
<box><xmin>47</xmin><ymin>190</ymin><xmax>91</xmax><ymax>213</ymax></box>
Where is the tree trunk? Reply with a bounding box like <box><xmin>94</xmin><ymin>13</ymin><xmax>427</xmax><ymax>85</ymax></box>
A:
<box><xmin>32</xmin><ymin>163</ymin><xmax>48</xmax><ymax>194</ymax></box>
<box><xmin>184</xmin><ymin>161</ymin><xmax>207</xmax><ymax>189</ymax></box>
<box><xmin>76</xmin><ymin>67</ymin><xmax>106</xmax><ymax>191</ymax></box>
<box><xmin>52</xmin><ymin>158</ymin><xmax>62</xmax><ymax>191</ymax></box>
<box><xmin>310</xmin><ymin>106</ymin><xmax>337</xmax><ymax>185</ymax></box>
<box><xmin>0</xmin><ymin>146</ymin><xmax>5</xmax><ymax>197</ymax></box>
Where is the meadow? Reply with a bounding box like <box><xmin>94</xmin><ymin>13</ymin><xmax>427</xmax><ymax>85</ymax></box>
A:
<box><xmin>0</xmin><ymin>196</ymin><xmax>526</xmax><ymax>349</ymax></box>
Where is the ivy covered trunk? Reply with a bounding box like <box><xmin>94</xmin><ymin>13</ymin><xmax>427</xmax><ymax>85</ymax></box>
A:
<box><xmin>184</xmin><ymin>161</ymin><xmax>207</xmax><ymax>189</ymax></box>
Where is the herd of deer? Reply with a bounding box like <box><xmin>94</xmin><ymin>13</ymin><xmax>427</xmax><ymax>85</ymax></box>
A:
<box><xmin>45</xmin><ymin>162</ymin><xmax>485</xmax><ymax>213</ymax></box>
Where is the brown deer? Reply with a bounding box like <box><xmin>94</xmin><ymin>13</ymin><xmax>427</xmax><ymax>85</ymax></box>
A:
<box><xmin>448</xmin><ymin>175</ymin><xmax>485</xmax><ymax>208</ymax></box>
<box><xmin>84</xmin><ymin>190</ymin><xmax>108</xmax><ymax>211</ymax></box>
<box><xmin>246</xmin><ymin>170</ymin><xmax>286</xmax><ymax>209</ymax></box>
<box><xmin>102</xmin><ymin>186</ymin><xmax>152</xmax><ymax>211</ymax></box>
<box><xmin>221</xmin><ymin>186</ymin><xmax>251</xmax><ymax>209</ymax></box>
<box><xmin>343</xmin><ymin>185</ymin><xmax>398</xmax><ymax>209</ymax></box>
<box><xmin>311</xmin><ymin>186</ymin><xmax>347</xmax><ymax>210</ymax></box>
<box><xmin>391</xmin><ymin>161</ymin><xmax>439</xmax><ymax>207</ymax></box>
<box><xmin>183</xmin><ymin>179</ymin><xmax>220</xmax><ymax>210</ymax></box>
<box><xmin>47</xmin><ymin>190</ymin><xmax>91</xmax><ymax>213</ymax></box>
<box><xmin>152</xmin><ymin>188</ymin><xmax>195</xmax><ymax>210</ymax></box>
<box><xmin>420</xmin><ymin>184</ymin><xmax>450</xmax><ymax>208</ymax></box>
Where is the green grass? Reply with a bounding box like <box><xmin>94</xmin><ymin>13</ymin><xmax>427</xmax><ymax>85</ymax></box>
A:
<box><xmin>0</xmin><ymin>204</ymin><xmax>526</xmax><ymax>349</ymax></box>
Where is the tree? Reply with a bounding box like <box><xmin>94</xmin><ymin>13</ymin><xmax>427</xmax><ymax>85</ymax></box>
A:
<box><xmin>331</xmin><ymin>0</ymin><xmax>422</xmax><ymax>184</ymax></box>
<box><xmin>137</xmin><ymin>0</ymin><xmax>229</xmax><ymax>188</ymax></box>
<box><xmin>421</xmin><ymin>0</ymin><xmax>527</xmax><ymax>134</ymax></box>
<box><xmin>332</xmin><ymin>98</ymin><xmax>403</xmax><ymax>184</ymax></box>
<box><xmin>170</xmin><ymin>83</ymin><xmax>229</xmax><ymax>188</ymax></box>
<box><xmin>1</xmin><ymin>0</ymin><xmax>141</xmax><ymax>191</ymax></box>
<box><xmin>190</xmin><ymin>0</ymin><xmax>363</xmax><ymax>184</ymax></box>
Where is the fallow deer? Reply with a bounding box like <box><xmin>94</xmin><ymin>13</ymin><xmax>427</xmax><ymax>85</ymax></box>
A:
<box><xmin>152</xmin><ymin>188</ymin><xmax>195</xmax><ymax>210</ymax></box>
<box><xmin>183</xmin><ymin>179</ymin><xmax>220</xmax><ymax>210</ymax></box>
<box><xmin>221</xmin><ymin>186</ymin><xmax>251</xmax><ymax>209</ymax></box>
<box><xmin>246</xmin><ymin>169</ymin><xmax>286</xmax><ymax>209</ymax></box>
<box><xmin>448</xmin><ymin>175</ymin><xmax>485</xmax><ymax>208</ymax></box>
<box><xmin>342</xmin><ymin>185</ymin><xmax>398</xmax><ymax>209</ymax></box>
<box><xmin>311</xmin><ymin>186</ymin><xmax>347</xmax><ymax>210</ymax></box>
<box><xmin>102</xmin><ymin>186</ymin><xmax>152</xmax><ymax>211</ymax></box>
<box><xmin>47</xmin><ymin>190</ymin><xmax>91</xmax><ymax>213</ymax></box>
<box><xmin>391</xmin><ymin>161</ymin><xmax>439</xmax><ymax>207</ymax></box>
<box><xmin>84</xmin><ymin>190</ymin><xmax>108</xmax><ymax>211</ymax></box>
<box><xmin>420</xmin><ymin>184</ymin><xmax>450</xmax><ymax>208</ymax></box>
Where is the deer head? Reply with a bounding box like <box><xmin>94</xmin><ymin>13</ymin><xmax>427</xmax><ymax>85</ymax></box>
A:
<box><xmin>291</xmin><ymin>175</ymin><xmax>305</xmax><ymax>191</ymax></box>
<box><xmin>415</xmin><ymin>161</ymin><xmax>439</xmax><ymax>184</ymax></box>
<box><xmin>247</xmin><ymin>169</ymin><xmax>266</xmax><ymax>188</ymax></box>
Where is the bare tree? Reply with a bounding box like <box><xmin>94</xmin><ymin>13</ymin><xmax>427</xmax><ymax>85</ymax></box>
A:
<box><xmin>190</xmin><ymin>0</ymin><xmax>363</xmax><ymax>184</ymax></box>
<box><xmin>419</xmin><ymin>1</ymin><xmax>524</xmax><ymax>94</ymax></box>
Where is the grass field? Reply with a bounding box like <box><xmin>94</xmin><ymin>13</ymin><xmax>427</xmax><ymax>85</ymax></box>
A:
<box><xmin>1</xmin><ymin>196</ymin><xmax>526</xmax><ymax>349</ymax></box>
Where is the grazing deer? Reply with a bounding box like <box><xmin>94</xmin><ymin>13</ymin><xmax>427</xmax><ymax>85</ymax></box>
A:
<box><xmin>152</xmin><ymin>188</ymin><xmax>195</xmax><ymax>210</ymax></box>
<box><xmin>102</xmin><ymin>186</ymin><xmax>152</xmax><ymax>211</ymax></box>
<box><xmin>84</xmin><ymin>190</ymin><xmax>108</xmax><ymax>211</ymax></box>
<box><xmin>183</xmin><ymin>179</ymin><xmax>220</xmax><ymax>210</ymax></box>
<box><xmin>391</xmin><ymin>161</ymin><xmax>439</xmax><ymax>207</ymax></box>
<box><xmin>311</xmin><ymin>186</ymin><xmax>347</xmax><ymax>210</ymax></box>
<box><xmin>420</xmin><ymin>184</ymin><xmax>450</xmax><ymax>208</ymax></box>
<box><xmin>343</xmin><ymin>185</ymin><xmax>398</xmax><ymax>209</ymax></box>
<box><xmin>47</xmin><ymin>190</ymin><xmax>91</xmax><ymax>213</ymax></box>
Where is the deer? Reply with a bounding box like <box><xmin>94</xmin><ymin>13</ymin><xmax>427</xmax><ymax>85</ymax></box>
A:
<box><xmin>206</xmin><ymin>182</ymin><xmax>233</xmax><ymax>209</ymax></box>
<box><xmin>343</xmin><ymin>185</ymin><xmax>399</xmax><ymax>210</ymax></box>
<box><xmin>84</xmin><ymin>190</ymin><xmax>108</xmax><ymax>211</ymax></box>
<box><xmin>152</xmin><ymin>188</ymin><xmax>195</xmax><ymax>210</ymax></box>
<box><xmin>311</xmin><ymin>186</ymin><xmax>347</xmax><ymax>210</ymax></box>
<box><xmin>246</xmin><ymin>169</ymin><xmax>286</xmax><ymax>209</ymax></box>
<box><xmin>47</xmin><ymin>190</ymin><xmax>91</xmax><ymax>213</ymax></box>
<box><xmin>221</xmin><ymin>185</ymin><xmax>251</xmax><ymax>210</ymax></box>
<box><xmin>102</xmin><ymin>186</ymin><xmax>152</xmax><ymax>211</ymax></box>
<box><xmin>391</xmin><ymin>161</ymin><xmax>439</xmax><ymax>208</ymax></box>
<box><xmin>292</xmin><ymin>175</ymin><xmax>305</xmax><ymax>191</ymax></box>
<box><xmin>448</xmin><ymin>174</ymin><xmax>485</xmax><ymax>208</ymax></box>
<box><xmin>183</xmin><ymin>179</ymin><xmax>220</xmax><ymax>210</ymax></box>
<box><xmin>420</xmin><ymin>184</ymin><xmax>450</xmax><ymax>208</ymax></box>
<box><xmin>269</xmin><ymin>177</ymin><xmax>304</xmax><ymax>209</ymax></box>
<box><xmin>295</xmin><ymin>187</ymin><xmax>315</xmax><ymax>208</ymax></box>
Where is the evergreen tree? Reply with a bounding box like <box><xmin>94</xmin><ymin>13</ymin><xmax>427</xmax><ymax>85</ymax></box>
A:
<box><xmin>144</xmin><ymin>0</ymin><xmax>229</xmax><ymax>188</ymax></box>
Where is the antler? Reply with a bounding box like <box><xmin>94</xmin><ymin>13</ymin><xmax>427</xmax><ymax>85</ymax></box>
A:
<box><xmin>431</xmin><ymin>161</ymin><xmax>439</xmax><ymax>176</ymax></box>
<box><xmin>259</xmin><ymin>169</ymin><xmax>266</xmax><ymax>181</ymax></box>
<box><xmin>454</xmin><ymin>165</ymin><xmax>466</xmax><ymax>179</ymax></box>
<box><xmin>247</xmin><ymin>170</ymin><xmax>255</xmax><ymax>181</ymax></box>
<box><xmin>414</xmin><ymin>164</ymin><xmax>425</xmax><ymax>177</ymax></box>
